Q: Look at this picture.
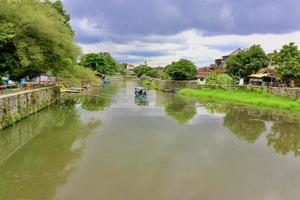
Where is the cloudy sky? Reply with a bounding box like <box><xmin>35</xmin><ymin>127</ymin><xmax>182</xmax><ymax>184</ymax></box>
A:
<box><xmin>63</xmin><ymin>0</ymin><xmax>300</xmax><ymax>67</ymax></box>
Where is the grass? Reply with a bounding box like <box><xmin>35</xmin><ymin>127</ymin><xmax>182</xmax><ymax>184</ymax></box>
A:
<box><xmin>178</xmin><ymin>88</ymin><xmax>300</xmax><ymax>116</ymax></box>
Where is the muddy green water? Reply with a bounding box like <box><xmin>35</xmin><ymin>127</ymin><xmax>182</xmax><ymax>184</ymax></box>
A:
<box><xmin>1</xmin><ymin>81</ymin><xmax>300</xmax><ymax>200</ymax></box>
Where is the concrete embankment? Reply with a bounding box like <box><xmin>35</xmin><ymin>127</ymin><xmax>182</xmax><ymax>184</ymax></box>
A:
<box><xmin>154</xmin><ymin>79</ymin><xmax>300</xmax><ymax>99</ymax></box>
<box><xmin>0</xmin><ymin>86</ymin><xmax>60</xmax><ymax>129</ymax></box>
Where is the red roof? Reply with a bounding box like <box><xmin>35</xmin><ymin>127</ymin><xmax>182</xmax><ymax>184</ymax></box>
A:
<box><xmin>197</xmin><ymin>65</ymin><xmax>224</xmax><ymax>78</ymax></box>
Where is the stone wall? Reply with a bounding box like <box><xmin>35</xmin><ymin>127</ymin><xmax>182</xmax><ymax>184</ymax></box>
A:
<box><xmin>0</xmin><ymin>87</ymin><xmax>60</xmax><ymax>129</ymax></box>
<box><xmin>252</xmin><ymin>86</ymin><xmax>300</xmax><ymax>99</ymax></box>
<box><xmin>154</xmin><ymin>79</ymin><xmax>199</xmax><ymax>92</ymax></box>
<box><xmin>154</xmin><ymin>79</ymin><xmax>300</xmax><ymax>99</ymax></box>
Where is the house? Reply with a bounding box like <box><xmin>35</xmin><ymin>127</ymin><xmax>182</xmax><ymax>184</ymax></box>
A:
<box><xmin>197</xmin><ymin>64</ymin><xmax>225</xmax><ymax>84</ymax></box>
<box><xmin>127</xmin><ymin>64</ymin><xmax>135</xmax><ymax>71</ymax></box>
<box><xmin>249</xmin><ymin>67</ymin><xmax>276</xmax><ymax>87</ymax></box>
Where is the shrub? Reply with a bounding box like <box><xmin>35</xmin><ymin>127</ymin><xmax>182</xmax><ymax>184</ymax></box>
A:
<box><xmin>206</xmin><ymin>72</ymin><xmax>234</xmax><ymax>84</ymax></box>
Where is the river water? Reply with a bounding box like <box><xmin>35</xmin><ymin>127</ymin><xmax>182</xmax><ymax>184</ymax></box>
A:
<box><xmin>1</xmin><ymin>80</ymin><xmax>300</xmax><ymax>200</ymax></box>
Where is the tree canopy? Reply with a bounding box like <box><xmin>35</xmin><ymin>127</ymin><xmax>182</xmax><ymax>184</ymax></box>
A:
<box><xmin>225</xmin><ymin>45</ymin><xmax>269</xmax><ymax>79</ymax></box>
<box><xmin>80</xmin><ymin>52</ymin><xmax>118</xmax><ymax>75</ymax></box>
<box><xmin>273</xmin><ymin>42</ymin><xmax>300</xmax><ymax>83</ymax></box>
<box><xmin>165</xmin><ymin>59</ymin><xmax>197</xmax><ymax>80</ymax></box>
<box><xmin>133</xmin><ymin>64</ymin><xmax>158</xmax><ymax>78</ymax></box>
<box><xmin>0</xmin><ymin>0</ymin><xmax>79</xmax><ymax>79</ymax></box>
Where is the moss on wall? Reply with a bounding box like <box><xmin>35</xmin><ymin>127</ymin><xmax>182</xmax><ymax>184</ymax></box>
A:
<box><xmin>0</xmin><ymin>87</ymin><xmax>60</xmax><ymax>129</ymax></box>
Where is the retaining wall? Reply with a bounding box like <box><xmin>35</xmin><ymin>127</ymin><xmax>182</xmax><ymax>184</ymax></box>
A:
<box><xmin>154</xmin><ymin>79</ymin><xmax>300</xmax><ymax>99</ymax></box>
<box><xmin>0</xmin><ymin>87</ymin><xmax>60</xmax><ymax>129</ymax></box>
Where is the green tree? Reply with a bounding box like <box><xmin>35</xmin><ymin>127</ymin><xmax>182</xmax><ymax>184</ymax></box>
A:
<box><xmin>0</xmin><ymin>0</ymin><xmax>79</xmax><ymax>80</ymax></box>
<box><xmin>46</xmin><ymin>0</ymin><xmax>72</xmax><ymax>32</ymax></box>
<box><xmin>133</xmin><ymin>64</ymin><xmax>158</xmax><ymax>78</ymax></box>
<box><xmin>273</xmin><ymin>42</ymin><xmax>300</xmax><ymax>84</ymax></box>
<box><xmin>80</xmin><ymin>52</ymin><xmax>117</xmax><ymax>75</ymax></box>
<box><xmin>165</xmin><ymin>59</ymin><xmax>197</xmax><ymax>80</ymax></box>
<box><xmin>225</xmin><ymin>45</ymin><xmax>269</xmax><ymax>80</ymax></box>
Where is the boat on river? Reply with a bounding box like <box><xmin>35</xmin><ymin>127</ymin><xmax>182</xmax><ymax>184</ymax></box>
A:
<box><xmin>135</xmin><ymin>87</ymin><xmax>147</xmax><ymax>97</ymax></box>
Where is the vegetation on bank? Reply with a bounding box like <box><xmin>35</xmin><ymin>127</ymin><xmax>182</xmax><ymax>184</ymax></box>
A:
<box><xmin>165</xmin><ymin>59</ymin><xmax>197</xmax><ymax>80</ymax></box>
<box><xmin>205</xmin><ymin>72</ymin><xmax>234</xmax><ymax>84</ymax></box>
<box><xmin>80</xmin><ymin>52</ymin><xmax>124</xmax><ymax>75</ymax></box>
<box><xmin>225</xmin><ymin>45</ymin><xmax>269</xmax><ymax>80</ymax></box>
<box><xmin>178</xmin><ymin>88</ymin><xmax>300</xmax><ymax>115</ymax></box>
<box><xmin>133</xmin><ymin>64</ymin><xmax>158</xmax><ymax>78</ymax></box>
<box><xmin>59</xmin><ymin>65</ymin><xmax>100</xmax><ymax>86</ymax></box>
<box><xmin>0</xmin><ymin>0</ymin><xmax>107</xmax><ymax>86</ymax></box>
<box><xmin>0</xmin><ymin>0</ymin><xmax>79</xmax><ymax>80</ymax></box>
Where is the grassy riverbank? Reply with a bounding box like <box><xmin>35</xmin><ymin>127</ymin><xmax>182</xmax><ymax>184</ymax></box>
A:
<box><xmin>178</xmin><ymin>88</ymin><xmax>300</xmax><ymax>115</ymax></box>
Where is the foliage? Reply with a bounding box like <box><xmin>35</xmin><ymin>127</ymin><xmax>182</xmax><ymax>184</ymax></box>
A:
<box><xmin>273</xmin><ymin>42</ymin><xmax>300</xmax><ymax>83</ymax></box>
<box><xmin>133</xmin><ymin>64</ymin><xmax>158</xmax><ymax>78</ymax></box>
<box><xmin>59</xmin><ymin>65</ymin><xmax>99</xmax><ymax>86</ymax></box>
<box><xmin>165</xmin><ymin>59</ymin><xmax>197</xmax><ymax>80</ymax></box>
<box><xmin>46</xmin><ymin>0</ymin><xmax>73</xmax><ymax>33</ymax></box>
<box><xmin>178</xmin><ymin>88</ymin><xmax>300</xmax><ymax>116</ymax></box>
<box><xmin>205</xmin><ymin>72</ymin><xmax>234</xmax><ymax>84</ymax></box>
<box><xmin>225</xmin><ymin>45</ymin><xmax>269</xmax><ymax>79</ymax></box>
<box><xmin>0</xmin><ymin>0</ymin><xmax>80</xmax><ymax>80</ymax></box>
<box><xmin>80</xmin><ymin>52</ymin><xmax>117</xmax><ymax>75</ymax></box>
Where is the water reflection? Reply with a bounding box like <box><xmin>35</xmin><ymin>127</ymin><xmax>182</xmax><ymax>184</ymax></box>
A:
<box><xmin>155</xmin><ymin>88</ymin><xmax>300</xmax><ymax>159</ymax></box>
<box><xmin>267</xmin><ymin>118</ymin><xmax>300</xmax><ymax>157</ymax></box>
<box><xmin>0</xmin><ymin>100</ymin><xmax>100</xmax><ymax>200</ymax></box>
<box><xmin>80</xmin><ymin>85</ymin><xmax>118</xmax><ymax>112</ymax></box>
<box><xmin>199</xmin><ymin>100</ymin><xmax>300</xmax><ymax>156</ymax></box>
<box><xmin>158</xmin><ymin>92</ymin><xmax>197</xmax><ymax>124</ymax></box>
<box><xmin>135</xmin><ymin>96</ymin><xmax>149</xmax><ymax>106</ymax></box>
<box><xmin>223</xmin><ymin>108</ymin><xmax>266</xmax><ymax>143</ymax></box>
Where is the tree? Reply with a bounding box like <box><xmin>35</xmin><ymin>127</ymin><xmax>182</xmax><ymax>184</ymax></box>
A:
<box><xmin>165</xmin><ymin>59</ymin><xmax>197</xmax><ymax>80</ymax></box>
<box><xmin>273</xmin><ymin>42</ymin><xmax>300</xmax><ymax>84</ymax></box>
<box><xmin>80</xmin><ymin>52</ymin><xmax>117</xmax><ymax>75</ymax></box>
<box><xmin>46</xmin><ymin>0</ymin><xmax>73</xmax><ymax>33</ymax></box>
<box><xmin>133</xmin><ymin>64</ymin><xmax>158</xmax><ymax>78</ymax></box>
<box><xmin>0</xmin><ymin>0</ymin><xmax>79</xmax><ymax>80</ymax></box>
<box><xmin>226</xmin><ymin>45</ymin><xmax>269</xmax><ymax>80</ymax></box>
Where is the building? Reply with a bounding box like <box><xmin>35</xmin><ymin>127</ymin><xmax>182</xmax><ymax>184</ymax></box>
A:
<box><xmin>249</xmin><ymin>67</ymin><xmax>276</xmax><ymax>87</ymax></box>
<box><xmin>126</xmin><ymin>64</ymin><xmax>135</xmax><ymax>71</ymax></box>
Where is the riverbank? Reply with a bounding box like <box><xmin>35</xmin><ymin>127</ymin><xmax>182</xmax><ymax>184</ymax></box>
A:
<box><xmin>0</xmin><ymin>87</ymin><xmax>60</xmax><ymax>129</ymax></box>
<box><xmin>178</xmin><ymin>88</ymin><xmax>300</xmax><ymax>116</ymax></box>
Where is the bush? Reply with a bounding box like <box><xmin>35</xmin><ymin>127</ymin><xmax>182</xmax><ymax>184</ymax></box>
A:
<box><xmin>165</xmin><ymin>59</ymin><xmax>197</xmax><ymax>80</ymax></box>
<box><xmin>206</xmin><ymin>72</ymin><xmax>234</xmax><ymax>84</ymax></box>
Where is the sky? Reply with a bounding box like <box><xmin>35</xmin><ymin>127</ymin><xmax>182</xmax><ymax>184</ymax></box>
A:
<box><xmin>63</xmin><ymin>0</ymin><xmax>300</xmax><ymax>67</ymax></box>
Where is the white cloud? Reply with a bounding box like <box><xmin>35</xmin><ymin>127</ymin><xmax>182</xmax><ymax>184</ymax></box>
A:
<box><xmin>77</xmin><ymin>29</ymin><xmax>300</xmax><ymax>67</ymax></box>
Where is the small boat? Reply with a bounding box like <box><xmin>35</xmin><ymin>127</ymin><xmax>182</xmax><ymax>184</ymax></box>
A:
<box><xmin>135</xmin><ymin>87</ymin><xmax>147</xmax><ymax>97</ymax></box>
<box><xmin>102</xmin><ymin>79</ymin><xmax>111</xmax><ymax>85</ymax></box>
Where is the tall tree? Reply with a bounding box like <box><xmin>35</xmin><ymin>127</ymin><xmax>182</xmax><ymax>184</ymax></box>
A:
<box><xmin>0</xmin><ymin>0</ymin><xmax>79</xmax><ymax>79</ymax></box>
<box><xmin>80</xmin><ymin>52</ymin><xmax>117</xmax><ymax>75</ymax></box>
<box><xmin>133</xmin><ymin>64</ymin><xmax>158</xmax><ymax>78</ymax></box>
<box><xmin>273</xmin><ymin>42</ymin><xmax>300</xmax><ymax>84</ymax></box>
<box><xmin>165</xmin><ymin>59</ymin><xmax>197</xmax><ymax>80</ymax></box>
<box><xmin>226</xmin><ymin>45</ymin><xmax>269</xmax><ymax>80</ymax></box>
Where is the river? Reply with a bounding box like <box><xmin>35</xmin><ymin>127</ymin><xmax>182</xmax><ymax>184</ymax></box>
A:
<box><xmin>1</xmin><ymin>80</ymin><xmax>300</xmax><ymax>200</ymax></box>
